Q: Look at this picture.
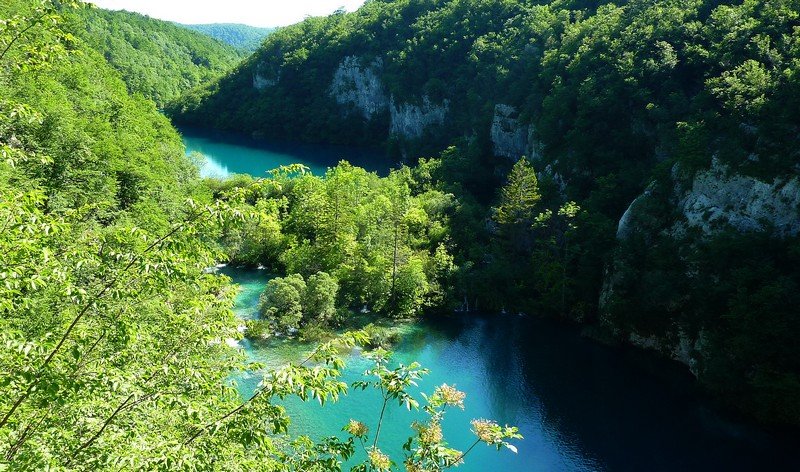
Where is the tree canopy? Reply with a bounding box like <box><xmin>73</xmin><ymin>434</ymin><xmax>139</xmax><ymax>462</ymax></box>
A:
<box><xmin>75</xmin><ymin>6</ymin><xmax>242</xmax><ymax>106</ymax></box>
<box><xmin>0</xmin><ymin>1</ymin><xmax>521</xmax><ymax>468</ymax></box>
<box><xmin>182</xmin><ymin>23</ymin><xmax>275</xmax><ymax>52</ymax></box>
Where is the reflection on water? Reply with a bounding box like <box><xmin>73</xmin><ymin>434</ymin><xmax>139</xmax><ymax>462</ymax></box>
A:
<box><xmin>180</xmin><ymin>126</ymin><xmax>391</xmax><ymax>178</ymax></box>
<box><xmin>220</xmin><ymin>267</ymin><xmax>800</xmax><ymax>472</ymax></box>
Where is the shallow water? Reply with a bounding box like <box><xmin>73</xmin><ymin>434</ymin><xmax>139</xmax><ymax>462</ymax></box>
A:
<box><xmin>221</xmin><ymin>267</ymin><xmax>800</xmax><ymax>472</ymax></box>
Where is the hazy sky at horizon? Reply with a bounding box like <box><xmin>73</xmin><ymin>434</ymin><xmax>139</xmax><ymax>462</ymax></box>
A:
<box><xmin>90</xmin><ymin>1</ymin><xmax>367</xmax><ymax>28</ymax></box>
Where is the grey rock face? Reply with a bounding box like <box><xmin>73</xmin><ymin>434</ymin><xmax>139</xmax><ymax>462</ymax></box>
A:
<box><xmin>676</xmin><ymin>159</ymin><xmax>800</xmax><ymax>237</ymax></box>
<box><xmin>490</xmin><ymin>104</ymin><xmax>541</xmax><ymax>160</ymax></box>
<box><xmin>328</xmin><ymin>56</ymin><xmax>388</xmax><ymax>119</ymax></box>
<box><xmin>605</xmin><ymin>158</ymin><xmax>800</xmax><ymax>376</ymax></box>
<box><xmin>490</xmin><ymin>104</ymin><xmax>528</xmax><ymax>159</ymax></box>
<box><xmin>389</xmin><ymin>96</ymin><xmax>448</xmax><ymax>139</ymax></box>
<box><xmin>253</xmin><ymin>66</ymin><xmax>279</xmax><ymax>90</ymax></box>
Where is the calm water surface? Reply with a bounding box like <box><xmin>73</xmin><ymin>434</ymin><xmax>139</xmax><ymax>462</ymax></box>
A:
<box><xmin>180</xmin><ymin>126</ymin><xmax>390</xmax><ymax>178</ymax></box>
<box><xmin>222</xmin><ymin>268</ymin><xmax>800</xmax><ymax>472</ymax></box>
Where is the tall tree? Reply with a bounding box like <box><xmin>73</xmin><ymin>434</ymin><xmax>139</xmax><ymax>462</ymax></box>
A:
<box><xmin>494</xmin><ymin>157</ymin><xmax>541</xmax><ymax>227</ymax></box>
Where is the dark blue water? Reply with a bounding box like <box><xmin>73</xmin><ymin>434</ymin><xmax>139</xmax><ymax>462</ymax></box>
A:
<box><xmin>180</xmin><ymin>126</ymin><xmax>391</xmax><ymax>178</ymax></box>
<box><xmin>223</xmin><ymin>268</ymin><xmax>800</xmax><ymax>472</ymax></box>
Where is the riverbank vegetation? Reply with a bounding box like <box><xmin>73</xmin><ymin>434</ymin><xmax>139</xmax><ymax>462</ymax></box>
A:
<box><xmin>170</xmin><ymin>0</ymin><xmax>800</xmax><ymax>428</ymax></box>
<box><xmin>0</xmin><ymin>1</ymin><xmax>520</xmax><ymax>469</ymax></box>
<box><xmin>213</xmin><ymin>162</ymin><xmax>459</xmax><ymax>322</ymax></box>
<box><xmin>2</xmin><ymin>1</ymin><xmax>799</xmax><ymax>470</ymax></box>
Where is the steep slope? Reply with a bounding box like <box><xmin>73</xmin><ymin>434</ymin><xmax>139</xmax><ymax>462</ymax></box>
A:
<box><xmin>182</xmin><ymin>23</ymin><xmax>275</xmax><ymax>52</ymax></box>
<box><xmin>0</xmin><ymin>1</ymin><xmax>254</xmax><ymax>467</ymax></box>
<box><xmin>75</xmin><ymin>7</ymin><xmax>242</xmax><ymax>106</ymax></box>
<box><xmin>169</xmin><ymin>0</ymin><xmax>800</xmax><ymax>426</ymax></box>
<box><xmin>3</xmin><ymin>7</ymin><xmax>204</xmax><ymax>222</ymax></box>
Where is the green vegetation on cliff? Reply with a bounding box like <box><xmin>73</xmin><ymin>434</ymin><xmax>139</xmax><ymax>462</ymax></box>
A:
<box><xmin>0</xmin><ymin>2</ymin><xmax>519</xmax><ymax>469</ymax></box>
<box><xmin>169</xmin><ymin>0</ymin><xmax>800</xmax><ymax>426</ymax></box>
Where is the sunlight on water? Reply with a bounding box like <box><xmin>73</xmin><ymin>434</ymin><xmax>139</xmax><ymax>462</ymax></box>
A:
<box><xmin>219</xmin><ymin>267</ymin><xmax>800</xmax><ymax>472</ymax></box>
<box><xmin>181</xmin><ymin>126</ymin><xmax>390</xmax><ymax>179</ymax></box>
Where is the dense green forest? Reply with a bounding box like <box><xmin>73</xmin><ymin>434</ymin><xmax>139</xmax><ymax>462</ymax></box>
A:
<box><xmin>183</xmin><ymin>23</ymin><xmax>275</xmax><ymax>52</ymax></box>
<box><xmin>210</xmin><ymin>162</ymin><xmax>458</xmax><ymax>335</ymax></box>
<box><xmin>2</xmin><ymin>0</ymin><xmax>799</xmax><ymax>469</ymax></box>
<box><xmin>76</xmin><ymin>7</ymin><xmax>242</xmax><ymax>106</ymax></box>
<box><xmin>0</xmin><ymin>1</ymin><xmax>519</xmax><ymax>469</ymax></box>
<box><xmin>169</xmin><ymin>0</ymin><xmax>800</xmax><ymax>426</ymax></box>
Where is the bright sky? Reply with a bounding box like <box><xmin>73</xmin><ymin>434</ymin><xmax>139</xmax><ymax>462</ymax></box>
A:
<box><xmin>90</xmin><ymin>0</ymin><xmax>367</xmax><ymax>28</ymax></box>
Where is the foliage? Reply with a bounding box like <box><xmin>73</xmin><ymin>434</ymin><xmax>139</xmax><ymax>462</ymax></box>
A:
<box><xmin>168</xmin><ymin>0</ymin><xmax>800</xmax><ymax>426</ymax></box>
<box><xmin>256</xmin><ymin>271</ymin><xmax>339</xmax><ymax>332</ymax></box>
<box><xmin>347</xmin><ymin>351</ymin><xmax>522</xmax><ymax>472</ymax></box>
<box><xmin>245</xmin><ymin>318</ymin><xmax>273</xmax><ymax>340</ymax></box>
<box><xmin>494</xmin><ymin>157</ymin><xmax>540</xmax><ymax>227</ymax></box>
<box><xmin>259</xmin><ymin>273</ymin><xmax>307</xmax><ymax>331</ymax></box>
<box><xmin>182</xmin><ymin>23</ymin><xmax>275</xmax><ymax>52</ymax></box>
<box><xmin>221</xmin><ymin>162</ymin><xmax>459</xmax><ymax>319</ymax></box>
<box><xmin>0</xmin><ymin>0</ymin><xmax>84</xmax><ymax>72</ymax></box>
<box><xmin>75</xmin><ymin>6</ymin><xmax>242</xmax><ymax>106</ymax></box>
<box><xmin>7</xmin><ymin>0</ymin><xmax>800</xmax><ymax>444</ymax></box>
<box><xmin>606</xmin><ymin>228</ymin><xmax>800</xmax><ymax>425</ymax></box>
<box><xmin>0</xmin><ymin>2</ymin><xmax>522</xmax><ymax>469</ymax></box>
<box><xmin>305</xmin><ymin>271</ymin><xmax>340</xmax><ymax>323</ymax></box>
<box><xmin>361</xmin><ymin>324</ymin><xmax>401</xmax><ymax>350</ymax></box>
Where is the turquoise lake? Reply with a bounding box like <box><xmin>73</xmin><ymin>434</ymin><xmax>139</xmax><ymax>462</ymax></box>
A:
<box><xmin>185</xmin><ymin>130</ymin><xmax>800</xmax><ymax>471</ymax></box>
<box><xmin>180</xmin><ymin>126</ymin><xmax>391</xmax><ymax>178</ymax></box>
<box><xmin>220</xmin><ymin>267</ymin><xmax>800</xmax><ymax>472</ymax></box>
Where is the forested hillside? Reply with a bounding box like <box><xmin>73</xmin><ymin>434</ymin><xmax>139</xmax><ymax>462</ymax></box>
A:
<box><xmin>183</xmin><ymin>23</ymin><xmax>275</xmax><ymax>52</ymax></box>
<box><xmin>0</xmin><ymin>2</ymin><xmax>519</xmax><ymax>469</ymax></box>
<box><xmin>0</xmin><ymin>0</ymin><xmax>245</xmax><ymax>466</ymax></box>
<box><xmin>169</xmin><ymin>0</ymin><xmax>800</xmax><ymax>426</ymax></box>
<box><xmin>75</xmin><ymin>7</ymin><xmax>241</xmax><ymax>106</ymax></box>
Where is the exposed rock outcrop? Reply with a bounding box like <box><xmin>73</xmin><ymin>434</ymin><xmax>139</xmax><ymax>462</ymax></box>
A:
<box><xmin>490</xmin><ymin>104</ymin><xmax>541</xmax><ymax>160</ymax></box>
<box><xmin>628</xmin><ymin>331</ymin><xmax>704</xmax><ymax>375</ymax></box>
<box><xmin>328</xmin><ymin>56</ymin><xmax>388</xmax><ymax>119</ymax></box>
<box><xmin>389</xmin><ymin>96</ymin><xmax>448</xmax><ymax>139</ymax></box>
<box><xmin>491</xmin><ymin>104</ymin><xmax>527</xmax><ymax>159</ymax></box>
<box><xmin>675</xmin><ymin>158</ymin><xmax>800</xmax><ymax>237</ymax></box>
<box><xmin>603</xmin><ymin>158</ymin><xmax>800</xmax><ymax>378</ymax></box>
<box><xmin>326</xmin><ymin>56</ymin><xmax>449</xmax><ymax>139</ymax></box>
<box><xmin>253</xmin><ymin>64</ymin><xmax>279</xmax><ymax>90</ymax></box>
<box><xmin>614</xmin><ymin>158</ymin><xmax>800</xmax><ymax>243</ymax></box>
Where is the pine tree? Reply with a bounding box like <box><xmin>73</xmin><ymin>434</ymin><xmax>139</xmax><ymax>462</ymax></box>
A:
<box><xmin>494</xmin><ymin>157</ymin><xmax>541</xmax><ymax>226</ymax></box>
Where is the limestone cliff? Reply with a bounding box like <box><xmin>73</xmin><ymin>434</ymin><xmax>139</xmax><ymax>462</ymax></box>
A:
<box><xmin>490</xmin><ymin>104</ymin><xmax>540</xmax><ymax>160</ymax></box>
<box><xmin>674</xmin><ymin>159</ymin><xmax>800</xmax><ymax>237</ymax></box>
<box><xmin>614</xmin><ymin>159</ymin><xmax>800</xmax><ymax>242</ymax></box>
<box><xmin>328</xmin><ymin>56</ymin><xmax>388</xmax><ymax>120</ymax></box>
<box><xmin>326</xmin><ymin>56</ymin><xmax>449</xmax><ymax>140</ymax></box>
<box><xmin>252</xmin><ymin>63</ymin><xmax>279</xmax><ymax>90</ymax></box>
<box><xmin>389</xmin><ymin>96</ymin><xmax>448</xmax><ymax>139</ymax></box>
<box><xmin>604</xmin><ymin>158</ymin><xmax>800</xmax><ymax>373</ymax></box>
